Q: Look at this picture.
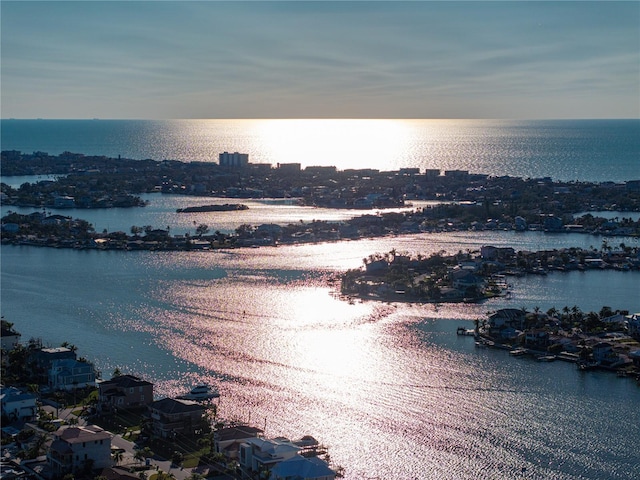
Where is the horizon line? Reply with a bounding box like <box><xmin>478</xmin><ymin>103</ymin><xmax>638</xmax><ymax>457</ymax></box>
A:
<box><xmin>2</xmin><ymin>117</ymin><xmax>639</xmax><ymax>122</ymax></box>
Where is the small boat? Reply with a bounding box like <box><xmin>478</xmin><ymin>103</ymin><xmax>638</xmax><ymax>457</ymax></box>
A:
<box><xmin>509</xmin><ymin>348</ymin><xmax>528</xmax><ymax>356</ymax></box>
<box><xmin>178</xmin><ymin>384</ymin><xmax>220</xmax><ymax>401</ymax></box>
<box><xmin>456</xmin><ymin>327</ymin><xmax>476</xmax><ymax>336</ymax></box>
<box><xmin>536</xmin><ymin>355</ymin><xmax>556</xmax><ymax>362</ymax></box>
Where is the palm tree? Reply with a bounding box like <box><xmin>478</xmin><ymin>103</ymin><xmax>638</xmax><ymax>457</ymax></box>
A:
<box><xmin>112</xmin><ymin>450</ymin><xmax>124</xmax><ymax>465</ymax></box>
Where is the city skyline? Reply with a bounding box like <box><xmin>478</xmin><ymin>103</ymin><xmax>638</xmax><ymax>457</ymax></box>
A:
<box><xmin>1</xmin><ymin>1</ymin><xmax>639</xmax><ymax>120</ymax></box>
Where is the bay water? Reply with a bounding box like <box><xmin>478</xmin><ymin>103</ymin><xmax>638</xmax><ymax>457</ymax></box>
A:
<box><xmin>1</xmin><ymin>120</ymin><xmax>640</xmax><ymax>479</ymax></box>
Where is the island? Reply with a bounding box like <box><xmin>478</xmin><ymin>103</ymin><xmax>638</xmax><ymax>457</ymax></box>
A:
<box><xmin>340</xmin><ymin>246</ymin><xmax>640</xmax><ymax>304</ymax></box>
<box><xmin>176</xmin><ymin>203</ymin><xmax>248</xmax><ymax>213</ymax></box>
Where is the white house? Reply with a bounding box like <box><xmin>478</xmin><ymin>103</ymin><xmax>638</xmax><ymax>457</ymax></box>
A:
<box><xmin>0</xmin><ymin>386</ymin><xmax>37</xmax><ymax>422</ymax></box>
<box><xmin>239</xmin><ymin>437</ymin><xmax>301</xmax><ymax>473</ymax></box>
<box><xmin>48</xmin><ymin>425</ymin><xmax>112</xmax><ymax>476</ymax></box>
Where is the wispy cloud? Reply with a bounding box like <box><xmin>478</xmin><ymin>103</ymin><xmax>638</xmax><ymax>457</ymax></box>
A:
<box><xmin>2</xmin><ymin>1</ymin><xmax>638</xmax><ymax>119</ymax></box>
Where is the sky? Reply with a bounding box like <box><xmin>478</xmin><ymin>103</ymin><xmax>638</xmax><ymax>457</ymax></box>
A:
<box><xmin>1</xmin><ymin>1</ymin><xmax>639</xmax><ymax>119</ymax></box>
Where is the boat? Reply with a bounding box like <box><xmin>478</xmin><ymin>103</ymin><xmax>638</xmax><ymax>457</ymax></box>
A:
<box><xmin>178</xmin><ymin>384</ymin><xmax>220</xmax><ymax>401</ymax></box>
<box><xmin>456</xmin><ymin>327</ymin><xmax>476</xmax><ymax>336</ymax></box>
<box><xmin>577</xmin><ymin>360</ymin><xmax>598</xmax><ymax>371</ymax></box>
<box><xmin>536</xmin><ymin>355</ymin><xmax>556</xmax><ymax>362</ymax></box>
<box><xmin>509</xmin><ymin>348</ymin><xmax>528</xmax><ymax>356</ymax></box>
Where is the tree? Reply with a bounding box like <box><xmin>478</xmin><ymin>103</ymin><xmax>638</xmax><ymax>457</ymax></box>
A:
<box><xmin>171</xmin><ymin>451</ymin><xmax>184</xmax><ymax>467</ymax></box>
<box><xmin>195</xmin><ymin>224</ymin><xmax>209</xmax><ymax>237</ymax></box>
<box><xmin>112</xmin><ymin>450</ymin><xmax>124</xmax><ymax>465</ymax></box>
<box><xmin>235</xmin><ymin>224</ymin><xmax>254</xmax><ymax>238</ymax></box>
<box><xmin>599</xmin><ymin>306</ymin><xmax>613</xmax><ymax>319</ymax></box>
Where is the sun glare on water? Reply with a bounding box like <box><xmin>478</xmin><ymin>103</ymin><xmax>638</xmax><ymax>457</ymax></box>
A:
<box><xmin>256</xmin><ymin>119</ymin><xmax>414</xmax><ymax>169</ymax></box>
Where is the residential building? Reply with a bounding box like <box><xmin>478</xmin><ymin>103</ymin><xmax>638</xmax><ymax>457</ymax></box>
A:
<box><xmin>488</xmin><ymin>309</ymin><xmax>526</xmax><ymax>329</ymax></box>
<box><xmin>269</xmin><ymin>455</ymin><xmax>336</xmax><ymax>480</ymax></box>
<box><xmin>48</xmin><ymin>358</ymin><xmax>96</xmax><ymax>391</ymax></box>
<box><xmin>148</xmin><ymin>398</ymin><xmax>209</xmax><ymax>438</ymax></box>
<box><xmin>524</xmin><ymin>330</ymin><xmax>550</xmax><ymax>349</ymax></box>
<box><xmin>626</xmin><ymin>314</ymin><xmax>640</xmax><ymax>339</ymax></box>
<box><xmin>449</xmin><ymin>269</ymin><xmax>483</xmax><ymax>292</ymax></box>
<box><xmin>219</xmin><ymin>151</ymin><xmax>249</xmax><ymax>168</ymax></box>
<box><xmin>239</xmin><ymin>437</ymin><xmax>301</xmax><ymax>473</ymax></box>
<box><xmin>213</xmin><ymin>425</ymin><xmax>263</xmax><ymax>460</ymax></box>
<box><xmin>480</xmin><ymin>246</ymin><xmax>515</xmax><ymax>261</ymax></box>
<box><xmin>54</xmin><ymin>196</ymin><xmax>75</xmax><ymax>208</ymax></box>
<box><xmin>97</xmin><ymin>375</ymin><xmax>154</xmax><ymax>412</ymax></box>
<box><xmin>0</xmin><ymin>386</ymin><xmax>37</xmax><ymax>422</ymax></box>
<box><xmin>30</xmin><ymin>347</ymin><xmax>76</xmax><ymax>370</ymax></box>
<box><xmin>592</xmin><ymin>342</ymin><xmax>617</xmax><ymax>364</ymax></box>
<box><xmin>48</xmin><ymin>425</ymin><xmax>112</xmax><ymax>476</ymax></box>
<box><xmin>29</xmin><ymin>347</ymin><xmax>77</xmax><ymax>383</ymax></box>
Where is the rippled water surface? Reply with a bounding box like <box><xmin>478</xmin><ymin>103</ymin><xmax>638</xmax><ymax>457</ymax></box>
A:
<box><xmin>2</xmin><ymin>119</ymin><xmax>640</xmax><ymax>478</ymax></box>
<box><xmin>2</xmin><ymin>233</ymin><xmax>639</xmax><ymax>479</ymax></box>
<box><xmin>2</xmin><ymin>119</ymin><xmax>639</xmax><ymax>181</ymax></box>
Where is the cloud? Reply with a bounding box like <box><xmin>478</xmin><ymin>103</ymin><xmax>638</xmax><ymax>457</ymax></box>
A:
<box><xmin>1</xmin><ymin>1</ymin><xmax>638</xmax><ymax>119</ymax></box>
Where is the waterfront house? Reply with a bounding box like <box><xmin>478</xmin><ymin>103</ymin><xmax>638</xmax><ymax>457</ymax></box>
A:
<box><xmin>97</xmin><ymin>375</ymin><xmax>154</xmax><ymax>413</ymax></box>
<box><xmin>48</xmin><ymin>358</ymin><xmax>96</xmax><ymax>391</ymax></box>
<box><xmin>0</xmin><ymin>386</ymin><xmax>37</xmax><ymax>422</ymax></box>
<box><xmin>148</xmin><ymin>398</ymin><xmax>209</xmax><ymax>439</ymax></box>
<box><xmin>42</xmin><ymin>214</ymin><xmax>72</xmax><ymax>225</ymax></box>
<box><xmin>625</xmin><ymin>314</ymin><xmax>640</xmax><ymax>339</ymax></box>
<box><xmin>54</xmin><ymin>196</ymin><xmax>75</xmax><ymax>208</ymax></box>
<box><xmin>524</xmin><ymin>330</ymin><xmax>550</xmax><ymax>349</ymax></box>
<box><xmin>592</xmin><ymin>342</ymin><xmax>617</xmax><ymax>365</ymax></box>
<box><xmin>629</xmin><ymin>350</ymin><xmax>640</xmax><ymax>368</ymax></box>
<box><xmin>488</xmin><ymin>308</ymin><xmax>526</xmax><ymax>330</ymax></box>
<box><xmin>48</xmin><ymin>425</ymin><xmax>112</xmax><ymax>476</ymax></box>
<box><xmin>29</xmin><ymin>347</ymin><xmax>77</xmax><ymax>382</ymax></box>
<box><xmin>239</xmin><ymin>437</ymin><xmax>301</xmax><ymax>473</ymax></box>
<box><xmin>449</xmin><ymin>268</ymin><xmax>484</xmax><ymax>291</ymax></box>
<box><xmin>269</xmin><ymin>455</ymin><xmax>336</xmax><ymax>480</ymax></box>
<box><xmin>480</xmin><ymin>246</ymin><xmax>515</xmax><ymax>261</ymax></box>
<box><xmin>213</xmin><ymin>425</ymin><xmax>263</xmax><ymax>460</ymax></box>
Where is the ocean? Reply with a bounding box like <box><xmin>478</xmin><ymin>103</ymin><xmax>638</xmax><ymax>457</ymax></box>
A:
<box><xmin>2</xmin><ymin>119</ymin><xmax>639</xmax><ymax>182</ymax></box>
<box><xmin>1</xmin><ymin>119</ymin><xmax>640</xmax><ymax>479</ymax></box>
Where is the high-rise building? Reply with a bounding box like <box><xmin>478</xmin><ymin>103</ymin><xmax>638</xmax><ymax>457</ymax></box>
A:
<box><xmin>219</xmin><ymin>151</ymin><xmax>249</xmax><ymax>168</ymax></box>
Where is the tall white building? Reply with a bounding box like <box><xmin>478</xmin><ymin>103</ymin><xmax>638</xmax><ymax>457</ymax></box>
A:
<box><xmin>219</xmin><ymin>151</ymin><xmax>249</xmax><ymax>168</ymax></box>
